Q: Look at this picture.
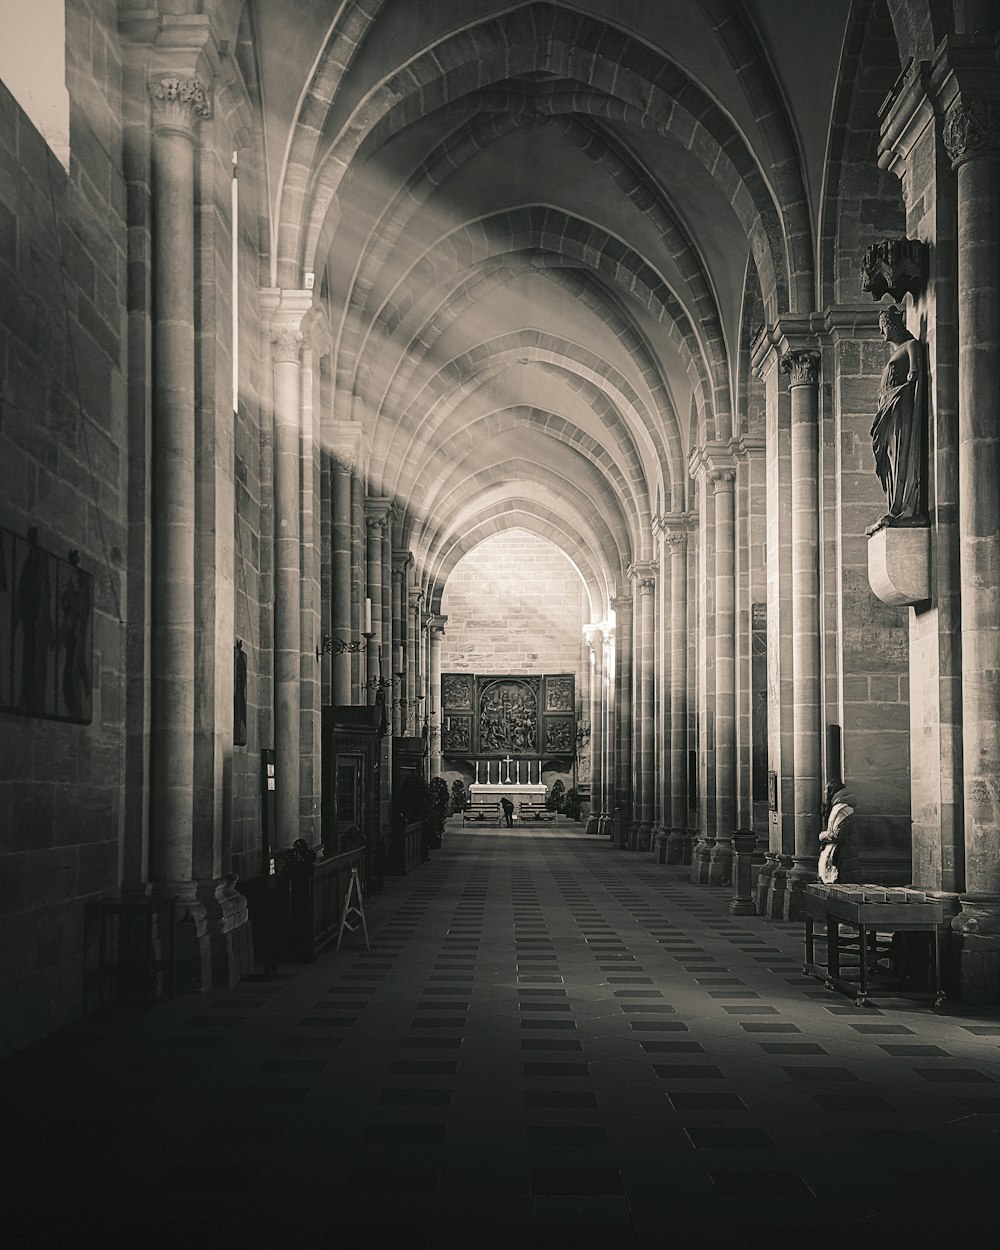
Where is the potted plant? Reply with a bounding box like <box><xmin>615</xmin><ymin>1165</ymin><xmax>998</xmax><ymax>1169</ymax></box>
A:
<box><xmin>429</xmin><ymin>776</ymin><xmax>450</xmax><ymax>847</ymax></box>
<box><xmin>546</xmin><ymin>779</ymin><xmax>566</xmax><ymax>812</ymax></box>
<box><xmin>450</xmin><ymin>778</ymin><xmax>468</xmax><ymax>814</ymax></box>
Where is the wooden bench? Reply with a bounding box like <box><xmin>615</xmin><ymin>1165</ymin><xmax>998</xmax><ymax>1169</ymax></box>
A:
<box><xmin>518</xmin><ymin>801</ymin><xmax>556</xmax><ymax>822</ymax></box>
<box><xmin>463</xmin><ymin>799</ymin><xmax>500</xmax><ymax>826</ymax></box>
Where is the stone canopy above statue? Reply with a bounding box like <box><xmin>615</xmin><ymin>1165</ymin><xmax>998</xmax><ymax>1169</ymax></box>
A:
<box><xmin>441</xmin><ymin>672</ymin><xmax>576</xmax><ymax>758</ymax></box>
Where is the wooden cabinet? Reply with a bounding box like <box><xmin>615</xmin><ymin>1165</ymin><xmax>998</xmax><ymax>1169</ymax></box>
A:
<box><xmin>388</xmin><ymin>736</ymin><xmax>428</xmax><ymax>875</ymax></box>
<box><xmin>322</xmin><ymin>703</ymin><xmax>385</xmax><ymax>882</ymax></box>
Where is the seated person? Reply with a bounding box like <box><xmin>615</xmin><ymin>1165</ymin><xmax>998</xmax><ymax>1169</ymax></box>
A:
<box><xmin>818</xmin><ymin>783</ymin><xmax>859</xmax><ymax>883</ymax></box>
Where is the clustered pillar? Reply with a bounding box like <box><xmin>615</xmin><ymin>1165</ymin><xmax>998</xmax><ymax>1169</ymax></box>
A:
<box><xmin>632</xmin><ymin>566</ymin><xmax>657</xmax><ymax>850</ymax></box>
<box><xmin>148</xmin><ymin>76</ymin><xmax>207</xmax><ymax>893</ymax></box>
<box><xmin>584</xmin><ymin>625</ymin><xmax>604</xmax><ymax>834</ymax></box>
<box><xmin>611</xmin><ymin>595</ymin><xmax>632</xmax><ymax>842</ymax></box>
<box><xmin>781</xmin><ymin>349</ymin><xmax>823</xmax><ymax>918</ymax></box>
<box><xmin>945</xmin><ymin>95</ymin><xmax>1000</xmax><ymax>995</ymax></box>
<box><xmin>710</xmin><ymin>469</ymin><xmax>736</xmax><ymax>885</ymax></box>
<box><xmin>664</xmin><ymin>530</ymin><xmax>690</xmax><ymax>862</ymax></box>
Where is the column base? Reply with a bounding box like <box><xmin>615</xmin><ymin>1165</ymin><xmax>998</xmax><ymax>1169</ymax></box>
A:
<box><xmin>754</xmin><ymin>853</ymin><xmax>778</xmax><ymax>914</ymax></box>
<box><xmin>690</xmin><ymin>838</ymin><xmax>715</xmax><ymax>885</ymax></box>
<box><xmin>707</xmin><ymin>839</ymin><xmax>733</xmax><ymax>887</ymax></box>
<box><xmin>781</xmin><ymin>864</ymin><xmax>818</xmax><ymax>922</ymax></box>
<box><xmin>628</xmin><ymin>821</ymin><xmax>654</xmax><ymax>853</ymax></box>
<box><xmin>666</xmin><ymin>828</ymin><xmax>692</xmax><ymax>865</ymax></box>
<box><xmin>597</xmin><ymin>814</ymin><xmax>613</xmax><ymax>838</ymax></box>
<box><xmin>151</xmin><ymin>882</ymin><xmax>212</xmax><ymax>994</ymax></box>
<box><xmin>585</xmin><ymin>815</ymin><xmax>600</xmax><ymax>835</ymax></box>
<box><xmin>762</xmin><ymin>856</ymin><xmax>793</xmax><ymax>918</ymax></box>
<box><xmin>198</xmin><ymin>874</ymin><xmax>255</xmax><ymax>988</ymax></box>
<box><xmin>952</xmin><ymin>894</ymin><xmax>1000</xmax><ymax>1005</ymax></box>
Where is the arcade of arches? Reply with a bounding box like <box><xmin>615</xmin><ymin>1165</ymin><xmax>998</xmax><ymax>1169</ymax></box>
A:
<box><xmin>2</xmin><ymin>0</ymin><xmax>1000</xmax><ymax>1059</ymax></box>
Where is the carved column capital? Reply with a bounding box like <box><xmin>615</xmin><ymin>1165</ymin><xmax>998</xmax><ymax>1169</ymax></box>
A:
<box><xmin>944</xmin><ymin>99</ymin><xmax>1000</xmax><ymax>168</ymax></box>
<box><xmin>365</xmin><ymin>514</ymin><xmax>387</xmax><ymax>537</ymax></box>
<box><xmin>710</xmin><ymin>468</ymin><xmax>736</xmax><ymax>491</ymax></box>
<box><xmin>330</xmin><ymin>447</ymin><xmax>356</xmax><ymax>474</ymax></box>
<box><xmin>610</xmin><ymin>594</ymin><xmax>632</xmax><ymax>617</ymax></box>
<box><xmin>270</xmin><ymin>325</ymin><xmax>303</xmax><ymax>364</ymax></box>
<box><xmin>149</xmin><ymin>77</ymin><xmax>211</xmax><ymax>133</ymax></box>
<box><xmin>662</xmin><ymin>530</ymin><xmax>688</xmax><ymax>555</ymax></box>
<box><xmin>627</xmin><ymin>560</ymin><xmax>657</xmax><ymax>588</ymax></box>
<box><xmin>780</xmin><ymin>348</ymin><xmax>820</xmax><ymax>387</ymax></box>
<box><xmin>583</xmin><ymin>623</ymin><xmax>604</xmax><ymax>652</ymax></box>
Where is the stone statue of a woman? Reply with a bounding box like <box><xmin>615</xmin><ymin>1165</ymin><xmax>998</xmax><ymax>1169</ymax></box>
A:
<box><xmin>866</xmin><ymin>305</ymin><xmax>925</xmax><ymax>535</ymax></box>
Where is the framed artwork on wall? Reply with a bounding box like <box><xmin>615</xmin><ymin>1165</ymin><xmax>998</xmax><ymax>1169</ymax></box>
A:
<box><xmin>0</xmin><ymin>525</ymin><xmax>93</xmax><ymax>725</ymax></box>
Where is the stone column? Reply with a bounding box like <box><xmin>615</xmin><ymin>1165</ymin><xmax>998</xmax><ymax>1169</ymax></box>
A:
<box><xmin>631</xmin><ymin>565</ymin><xmax>657</xmax><ymax>850</ymax></box>
<box><xmin>365</xmin><ymin>505</ymin><xmax>388</xmax><ymax>705</ymax></box>
<box><xmin>391</xmin><ymin>551</ymin><xmax>411</xmax><ymax>736</ymax></box>
<box><xmin>654</xmin><ymin>523</ymin><xmax>670</xmax><ymax>849</ymax></box>
<box><xmin>691</xmin><ymin>471</ymin><xmax>717</xmax><ymax>883</ymax></box>
<box><xmin>781</xmin><ymin>348</ymin><xmax>822</xmax><ymax>918</ymax></box>
<box><xmin>710</xmin><ymin>469</ymin><xmax>737</xmax><ymax>885</ymax></box>
<box><xmin>409</xmin><ymin>591</ymin><xmax>423</xmax><ymax>734</ymax></box>
<box><xmin>269</xmin><ymin>299</ymin><xmax>313</xmax><ymax>851</ymax></box>
<box><xmin>380</xmin><ymin>509</ymin><xmax>394</xmax><ymax>809</ymax></box>
<box><xmin>330</xmin><ymin>450</ymin><xmax>354</xmax><ymax>705</ymax></box>
<box><xmin>945</xmin><ymin>97</ymin><xmax>1000</xmax><ymax>996</ymax></box>
<box><xmin>584</xmin><ymin>625</ymin><xmax>604</xmax><ymax>834</ymax></box>
<box><xmin>428</xmin><ymin>617</ymin><xmax>446</xmax><ymax>776</ymax></box>
<box><xmin>599</xmin><ymin>625</ymin><xmax>615</xmax><ymax>836</ymax></box>
<box><xmin>664</xmin><ymin>529</ymin><xmax>690</xmax><ymax>863</ymax></box>
<box><xmin>148</xmin><ymin>77</ymin><xmax>208</xmax><ymax>888</ymax></box>
<box><xmin>611</xmin><ymin>594</ymin><xmax>633</xmax><ymax>839</ymax></box>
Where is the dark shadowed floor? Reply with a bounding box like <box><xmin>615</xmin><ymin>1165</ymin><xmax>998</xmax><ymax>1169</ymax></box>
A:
<box><xmin>3</xmin><ymin>822</ymin><xmax>999</xmax><ymax>1250</ymax></box>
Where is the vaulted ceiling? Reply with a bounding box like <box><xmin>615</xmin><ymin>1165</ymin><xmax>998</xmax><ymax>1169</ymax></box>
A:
<box><xmin>242</xmin><ymin>0</ymin><xmax>905</xmax><ymax>613</ymax></box>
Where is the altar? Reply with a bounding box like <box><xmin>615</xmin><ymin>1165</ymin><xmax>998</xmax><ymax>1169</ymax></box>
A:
<box><xmin>469</xmin><ymin>783</ymin><xmax>548</xmax><ymax>808</ymax></box>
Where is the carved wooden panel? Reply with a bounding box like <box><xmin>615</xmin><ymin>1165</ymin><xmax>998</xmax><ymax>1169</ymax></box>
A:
<box><xmin>441</xmin><ymin>672</ymin><xmax>576</xmax><ymax>757</ymax></box>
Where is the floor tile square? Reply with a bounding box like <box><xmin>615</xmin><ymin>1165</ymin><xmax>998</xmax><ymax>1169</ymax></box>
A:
<box><xmin>379</xmin><ymin>1089</ymin><xmax>453</xmax><ymax>1107</ymax></box>
<box><xmin>343</xmin><ymin>1166</ymin><xmax>440</xmax><ymax>1194</ymax></box>
<box><xmin>531</xmin><ymin>1167</ymin><xmax>623</xmax><ymax>1194</ymax></box>
<box><xmin>165</xmin><ymin>1164</ymin><xmax>261</xmax><ymax>1191</ymax></box>
<box><xmin>710</xmin><ymin>1170</ymin><xmax>812</xmax><ymax>1197</ymax></box>
<box><xmin>686</xmin><ymin>1127</ymin><xmax>775</xmax><ymax>1149</ymax></box>
<box><xmin>524</xmin><ymin>1091</ymin><xmax>599</xmax><ymax>1108</ymax></box>
<box><xmin>667</xmin><ymin>1093</ymin><xmax>747</xmax><ymax>1111</ymax></box>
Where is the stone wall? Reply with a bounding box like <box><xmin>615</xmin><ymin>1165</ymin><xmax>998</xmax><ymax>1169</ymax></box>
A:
<box><xmin>440</xmin><ymin>529</ymin><xmax>586</xmax><ymax>675</ymax></box>
<box><xmin>439</xmin><ymin>529</ymin><xmax>585</xmax><ymax>804</ymax></box>
<box><xmin>0</xmin><ymin>0</ymin><xmax>128</xmax><ymax>1054</ymax></box>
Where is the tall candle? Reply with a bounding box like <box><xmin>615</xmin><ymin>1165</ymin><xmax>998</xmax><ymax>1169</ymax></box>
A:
<box><xmin>363</xmin><ymin>597</ymin><xmax>372</xmax><ymax>635</ymax></box>
<box><xmin>395</xmin><ymin>645</ymin><xmax>404</xmax><ymax>673</ymax></box>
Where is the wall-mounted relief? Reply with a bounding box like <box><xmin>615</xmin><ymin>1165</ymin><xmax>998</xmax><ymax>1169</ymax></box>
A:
<box><xmin>442</xmin><ymin>714</ymin><xmax>472</xmax><ymax>753</ymax></box>
<box><xmin>479</xmin><ymin>677</ymin><xmax>539</xmax><ymax>754</ymax></box>
<box><xmin>441</xmin><ymin>672</ymin><xmax>474</xmax><ymax>710</ymax></box>
<box><xmin>543</xmin><ymin>716</ymin><xmax>574</xmax><ymax>754</ymax></box>
<box><xmin>544</xmin><ymin>674</ymin><xmax>574</xmax><ymax>712</ymax></box>
<box><xmin>0</xmin><ymin>525</ymin><xmax>93</xmax><ymax>724</ymax></box>
<box><xmin>441</xmin><ymin>672</ymin><xmax>577</xmax><ymax>757</ymax></box>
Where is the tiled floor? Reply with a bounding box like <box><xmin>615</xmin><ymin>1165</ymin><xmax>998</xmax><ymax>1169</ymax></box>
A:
<box><xmin>3</xmin><ymin>824</ymin><xmax>1000</xmax><ymax>1249</ymax></box>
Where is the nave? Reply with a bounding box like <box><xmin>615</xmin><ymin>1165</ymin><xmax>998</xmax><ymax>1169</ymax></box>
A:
<box><xmin>4</xmin><ymin>825</ymin><xmax>999</xmax><ymax>1250</ymax></box>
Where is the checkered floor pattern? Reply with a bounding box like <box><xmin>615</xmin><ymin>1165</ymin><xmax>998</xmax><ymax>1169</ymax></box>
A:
<box><xmin>3</xmin><ymin>823</ymin><xmax>999</xmax><ymax>1249</ymax></box>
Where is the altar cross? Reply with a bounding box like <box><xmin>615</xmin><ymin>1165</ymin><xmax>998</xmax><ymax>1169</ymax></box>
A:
<box><xmin>502</xmin><ymin>754</ymin><xmax>514</xmax><ymax>783</ymax></box>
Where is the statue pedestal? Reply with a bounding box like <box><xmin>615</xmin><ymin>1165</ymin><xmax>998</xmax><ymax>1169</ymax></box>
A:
<box><xmin>867</xmin><ymin>525</ymin><xmax>930</xmax><ymax>606</ymax></box>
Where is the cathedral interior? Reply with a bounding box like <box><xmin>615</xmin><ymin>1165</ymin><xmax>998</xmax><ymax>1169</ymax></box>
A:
<box><xmin>1</xmin><ymin>1</ymin><xmax>1000</xmax><ymax>1245</ymax></box>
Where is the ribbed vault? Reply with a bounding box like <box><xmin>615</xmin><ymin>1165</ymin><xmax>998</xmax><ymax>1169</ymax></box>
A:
<box><xmin>261</xmin><ymin>0</ymin><xmax>859</xmax><ymax>617</ymax></box>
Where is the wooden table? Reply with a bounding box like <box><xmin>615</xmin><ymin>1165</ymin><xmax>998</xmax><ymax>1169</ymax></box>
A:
<box><xmin>802</xmin><ymin>888</ymin><xmax>945</xmax><ymax>1008</ymax></box>
<box><xmin>93</xmin><ymin>895</ymin><xmax>177</xmax><ymax>1008</ymax></box>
